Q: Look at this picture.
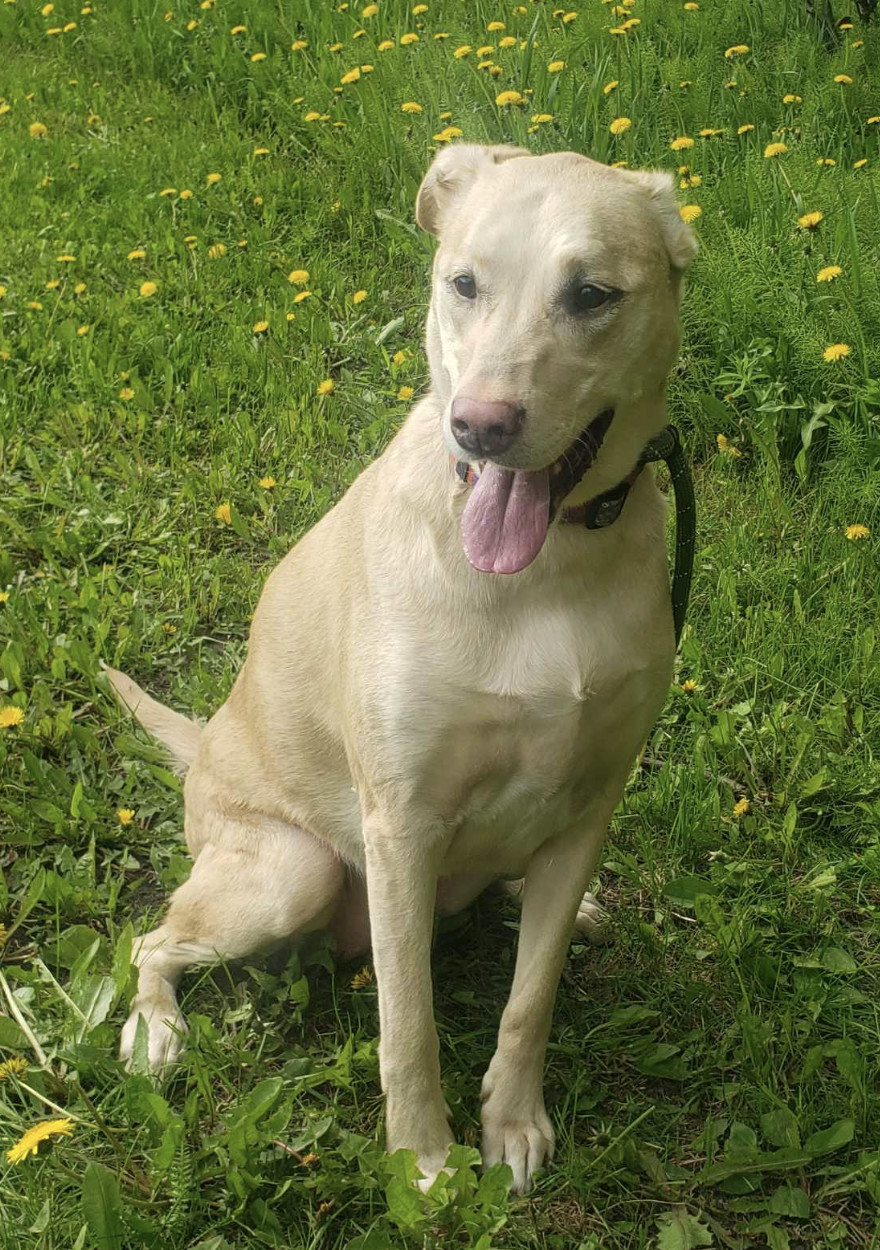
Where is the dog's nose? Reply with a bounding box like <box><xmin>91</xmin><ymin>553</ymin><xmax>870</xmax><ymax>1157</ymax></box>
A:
<box><xmin>450</xmin><ymin>398</ymin><xmax>525</xmax><ymax>458</ymax></box>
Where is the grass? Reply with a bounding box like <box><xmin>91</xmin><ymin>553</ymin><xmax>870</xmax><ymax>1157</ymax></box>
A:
<box><xmin>1</xmin><ymin>0</ymin><xmax>880</xmax><ymax>1245</ymax></box>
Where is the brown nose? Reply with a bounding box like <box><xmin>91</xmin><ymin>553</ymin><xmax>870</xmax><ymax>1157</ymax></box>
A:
<box><xmin>450</xmin><ymin>398</ymin><xmax>525</xmax><ymax>458</ymax></box>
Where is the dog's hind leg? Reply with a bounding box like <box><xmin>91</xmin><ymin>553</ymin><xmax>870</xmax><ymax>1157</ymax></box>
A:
<box><xmin>120</xmin><ymin>820</ymin><xmax>344</xmax><ymax>1072</ymax></box>
<box><xmin>499</xmin><ymin>878</ymin><xmax>609</xmax><ymax>943</ymax></box>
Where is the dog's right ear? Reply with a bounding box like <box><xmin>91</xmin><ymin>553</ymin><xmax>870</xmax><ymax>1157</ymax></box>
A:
<box><xmin>415</xmin><ymin>143</ymin><xmax>530</xmax><ymax>236</ymax></box>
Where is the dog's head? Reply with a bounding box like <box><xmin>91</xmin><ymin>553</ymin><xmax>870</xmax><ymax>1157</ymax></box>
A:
<box><xmin>416</xmin><ymin>144</ymin><xmax>697</xmax><ymax>574</ymax></box>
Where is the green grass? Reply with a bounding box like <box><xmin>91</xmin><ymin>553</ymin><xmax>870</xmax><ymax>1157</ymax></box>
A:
<box><xmin>2</xmin><ymin>0</ymin><xmax>880</xmax><ymax>1245</ymax></box>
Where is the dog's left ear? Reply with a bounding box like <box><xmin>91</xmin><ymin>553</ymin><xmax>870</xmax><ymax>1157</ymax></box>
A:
<box><xmin>416</xmin><ymin>143</ymin><xmax>530</xmax><ymax>236</ymax></box>
<box><xmin>631</xmin><ymin>169</ymin><xmax>699</xmax><ymax>272</ymax></box>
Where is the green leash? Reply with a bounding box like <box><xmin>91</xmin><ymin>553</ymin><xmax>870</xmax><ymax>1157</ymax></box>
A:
<box><xmin>639</xmin><ymin>424</ymin><xmax>696</xmax><ymax>647</ymax></box>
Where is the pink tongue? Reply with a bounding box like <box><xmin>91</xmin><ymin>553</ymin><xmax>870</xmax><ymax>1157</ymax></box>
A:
<box><xmin>461</xmin><ymin>462</ymin><xmax>550</xmax><ymax>574</ymax></box>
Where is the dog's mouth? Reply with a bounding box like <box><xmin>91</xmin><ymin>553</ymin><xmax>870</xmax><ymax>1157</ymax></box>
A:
<box><xmin>461</xmin><ymin>409</ymin><xmax>614</xmax><ymax>575</ymax></box>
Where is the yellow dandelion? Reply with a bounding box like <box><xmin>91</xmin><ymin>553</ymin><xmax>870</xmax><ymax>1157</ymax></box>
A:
<box><xmin>29</xmin><ymin>121</ymin><xmax>48</xmax><ymax>138</ymax></box>
<box><xmin>732</xmin><ymin>798</ymin><xmax>750</xmax><ymax>818</ymax></box>
<box><xmin>715</xmin><ymin>433</ymin><xmax>741</xmax><ymax>457</ymax></box>
<box><xmin>413</xmin><ymin>2</ymin><xmax>428</xmax><ymax>12</ymax></box>
<box><xmin>684</xmin><ymin>2</ymin><xmax>699</xmax><ymax>8</ymax></box>
<box><xmin>119</xmin><ymin>387</ymin><xmax>134</xmax><ymax>400</ymax></box>
<box><xmin>724</xmin><ymin>44</ymin><xmax>749</xmax><ymax>57</ymax></box>
<box><xmin>208</xmin><ymin>243</ymin><xmax>227</xmax><ymax>258</ymax></box>
<box><xmin>215</xmin><ymin>503</ymin><xmax>232</xmax><ymax>524</ymax></box>
<box><xmin>250</xmin><ymin>51</ymin><xmax>266</xmax><ymax>62</ymax></box>
<box><xmin>548</xmin><ymin>59</ymin><xmax>565</xmax><ymax>73</ymax></box>
<box><xmin>397</xmin><ymin>385</ymin><xmax>414</xmax><ymax>400</ymax></box>
<box><xmin>258</xmin><ymin>476</ymin><xmax>277</xmax><ymax>489</ymax></box>
<box><xmin>179</xmin><ymin>188</ymin><xmax>193</xmax><ymax>199</ymax></box>
<box><xmin>206</xmin><ymin>173</ymin><xmax>222</xmax><ymax>185</ymax></box>
<box><xmin>252</xmin><ymin>320</ymin><xmax>269</xmax><ymax>333</ymax></box>
<box><xmin>401</xmin><ymin>101</ymin><xmax>423</xmax><ymax>114</ymax></box>
<box><xmin>139</xmin><ymin>281</ymin><xmax>157</xmax><ymax>297</ymax></box>
<box><xmin>27</xmin><ymin>301</ymin><xmax>44</xmax><ymax>310</ymax></box>
<box><xmin>230</xmin><ymin>24</ymin><xmax>246</xmax><ymax>33</ymax></box>
<box><xmin>352</xmin><ymin>289</ymin><xmax>367</xmax><ymax>304</ymax></box>
<box><xmin>846</xmin><ymin>523</ymin><xmax>869</xmax><ymax>541</ymax></box>
<box><xmin>834</xmin><ymin>74</ymin><xmax>853</xmax><ymax>85</ymax></box>
<box><xmin>499</xmin><ymin>36</ymin><xmax>517</xmax><ymax>48</ymax></box>
<box><xmin>854</xmin><ymin>158</ymin><xmax>868</xmax><ymax>169</ymax></box>
<box><xmin>562</xmin><ymin>10</ymin><xmax>578</xmax><ymax>21</ymax></box>
<box><xmin>0</xmin><ymin>707</ymin><xmax>24</xmax><ymax>729</ymax></box>
<box><xmin>127</xmin><ymin>248</ymin><xmax>146</xmax><ymax>260</ymax></box>
<box><xmin>868</xmin><ymin>116</ymin><xmax>880</xmax><ymax>125</ymax></box>
<box><xmin>377</xmin><ymin>39</ymin><xmax>394</xmax><ymax>50</ymax></box>
<box><xmin>798</xmin><ymin>211</ymin><xmax>823</xmax><ymax>229</ymax></box>
<box><xmin>737</xmin><ymin>123</ymin><xmax>755</xmax><ymax>134</ymax></box>
<box><xmin>681</xmin><ymin>678</ymin><xmax>699</xmax><ymax>692</ymax></box>
<box><xmin>362</xmin><ymin>3</ymin><xmax>378</xmax><ymax>15</ymax></box>
<box><xmin>700</xmin><ymin>128</ymin><xmax>724</xmax><ymax>137</ymax></box>
<box><xmin>254</xmin><ymin>147</ymin><xmax>270</xmax><ymax>156</ymax></box>
<box><xmin>392</xmin><ymin>350</ymin><xmax>407</xmax><ymax>365</ymax></box>
<box><xmin>291</xmin><ymin>39</ymin><xmax>308</xmax><ymax>51</ymax></box>
<box><xmin>117</xmin><ymin>808</ymin><xmax>135</xmax><ymax>825</ymax></box>
<box><xmin>158</xmin><ymin>187</ymin><xmax>176</xmax><ymax>197</ymax></box>
<box><xmin>453</xmin><ymin>45</ymin><xmax>472</xmax><ymax>58</ymax></box>
<box><xmin>679</xmin><ymin>205</ymin><xmax>702</xmax><ymax>223</ymax></box>
<box><xmin>288</xmin><ymin>269</ymin><xmax>309</xmax><ymax>285</ymax></box>
<box><xmin>400</xmin><ymin>32</ymin><xmax>419</xmax><ymax>44</ymax></box>
<box><xmin>604</xmin><ymin>80</ymin><xmax>618</xmax><ymax>94</ymax></box>
<box><xmin>317</xmin><ymin>379</ymin><xmax>335</xmax><ymax>395</ymax></box>
<box><xmin>351</xmin><ymin>965</ymin><xmax>374</xmax><ymax>990</ymax></box>
<box><xmin>77</xmin><ymin>324</ymin><xmax>90</xmax><ymax>336</ymax></box>
<box><xmin>487</xmin><ymin>20</ymin><xmax>505</xmax><ymax>31</ymax></box>
<box><xmin>609</xmin><ymin>116</ymin><xmax>631</xmax><ymax>135</ymax></box>
<box><xmin>782</xmin><ymin>94</ymin><xmax>802</xmax><ymax>104</ymax></box>
<box><xmin>6</xmin><ymin>1119</ymin><xmax>74</xmax><ymax>1164</ymax></box>
<box><xmin>532</xmin><ymin>113</ymin><xmax>554</xmax><ymax>123</ymax></box>
<box><xmin>680</xmin><ymin>80</ymin><xmax>693</xmax><ymax>88</ymax></box>
<box><xmin>817</xmin><ymin>265</ymin><xmax>842</xmax><ymax>282</ymax></box>
<box><xmin>670</xmin><ymin>135</ymin><xmax>694</xmax><ymax>151</ymax></box>
<box><xmin>496</xmin><ymin>90</ymin><xmax>524</xmax><ymax>106</ymax></box>
<box><xmin>186</xmin><ymin>20</ymin><xmax>197</xmax><ymax>30</ymax></box>
<box><xmin>0</xmin><ymin>1058</ymin><xmax>28</xmax><ymax>1082</ymax></box>
<box><xmin>341</xmin><ymin>68</ymin><xmax>361</xmax><ymax>84</ymax></box>
<box><xmin>823</xmin><ymin>343</ymin><xmax>850</xmax><ymax>361</ymax></box>
<box><xmin>764</xmin><ymin>142</ymin><xmax>788</xmax><ymax>158</ymax></box>
<box><xmin>293</xmin><ymin>290</ymin><xmax>312</xmax><ymax>304</ymax></box>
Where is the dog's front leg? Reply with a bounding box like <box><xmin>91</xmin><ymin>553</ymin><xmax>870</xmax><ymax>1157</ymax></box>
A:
<box><xmin>481</xmin><ymin>801</ymin><xmax>616</xmax><ymax>1194</ymax></box>
<box><xmin>363</xmin><ymin>811</ymin><xmax>453</xmax><ymax>1187</ymax></box>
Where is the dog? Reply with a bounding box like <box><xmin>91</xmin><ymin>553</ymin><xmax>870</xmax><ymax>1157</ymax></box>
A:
<box><xmin>105</xmin><ymin>143</ymin><xmax>697</xmax><ymax>1195</ymax></box>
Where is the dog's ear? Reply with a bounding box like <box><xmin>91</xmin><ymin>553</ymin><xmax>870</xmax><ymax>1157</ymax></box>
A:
<box><xmin>630</xmin><ymin>169</ymin><xmax>699</xmax><ymax>272</ymax></box>
<box><xmin>416</xmin><ymin>143</ymin><xmax>530</xmax><ymax>236</ymax></box>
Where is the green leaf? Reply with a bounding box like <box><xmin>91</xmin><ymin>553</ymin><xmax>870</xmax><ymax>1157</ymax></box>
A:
<box><xmin>662</xmin><ymin>877</ymin><xmax>718</xmax><ymax>907</ymax></box>
<box><xmin>760</xmin><ymin>1108</ymin><xmax>801</xmax><ymax>1150</ymax></box>
<box><xmin>769</xmin><ymin>1185</ymin><xmax>811</xmax><ymax>1218</ymax></box>
<box><xmin>82</xmin><ymin>1162</ymin><xmax>123</xmax><ymax>1250</ymax></box>
<box><xmin>385</xmin><ymin>1176</ymin><xmax>429</xmax><ymax>1234</ymax></box>
<box><xmin>820</xmin><ymin>946</ymin><xmax>857</xmax><ymax>974</ymax></box>
<box><xmin>656</xmin><ymin>1207</ymin><xmax>714</xmax><ymax>1249</ymax></box>
<box><xmin>805</xmin><ymin>1118</ymin><xmax>854</xmax><ymax>1157</ymax></box>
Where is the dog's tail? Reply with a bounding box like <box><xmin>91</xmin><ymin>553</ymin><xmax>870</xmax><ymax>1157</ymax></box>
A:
<box><xmin>102</xmin><ymin>662</ymin><xmax>202</xmax><ymax>775</ymax></box>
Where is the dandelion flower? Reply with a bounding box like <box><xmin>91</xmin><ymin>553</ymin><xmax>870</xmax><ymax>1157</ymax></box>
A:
<box><xmin>0</xmin><ymin>1058</ymin><xmax>28</xmax><ymax>1081</ymax></box>
<box><xmin>487</xmin><ymin>20</ymin><xmax>505</xmax><ymax>31</ymax></box>
<box><xmin>764</xmin><ymin>142</ymin><xmax>788</xmax><ymax>158</ymax></box>
<box><xmin>868</xmin><ymin>116</ymin><xmax>880</xmax><ymax>125</ymax></box>
<box><xmin>400</xmin><ymin>32</ymin><xmax>419</xmax><ymax>45</ymax></box>
<box><xmin>259</xmin><ymin>476</ymin><xmax>277</xmax><ymax>489</ymax></box>
<box><xmin>532</xmin><ymin>113</ymin><xmax>554</xmax><ymax>123</ymax></box>
<box><xmin>377</xmin><ymin>39</ymin><xmax>394</xmax><ymax>50</ymax></box>
<box><xmin>127</xmin><ymin>248</ymin><xmax>146</xmax><ymax>260</ymax></box>
<box><xmin>117</xmin><ymin>808</ymin><xmax>135</xmax><ymax>825</ymax></box>
<box><xmin>401</xmin><ymin>101</ymin><xmax>423</xmax><ymax>114</ymax></box>
<box><xmin>0</xmin><ymin>707</ymin><xmax>24</xmax><ymax>729</ymax></box>
<box><xmin>291</xmin><ymin>40</ymin><xmax>308</xmax><ymax>50</ymax></box>
<box><xmin>77</xmin><ymin>324</ymin><xmax>90</xmax><ymax>335</ymax></box>
<box><xmin>392</xmin><ymin>350</ymin><xmax>407</xmax><ymax>365</ymax></box>
<box><xmin>681</xmin><ymin>679</ymin><xmax>699</xmax><ymax>692</ymax></box>
<box><xmin>119</xmin><ymin>387</ymin><xmax>134</xmax><ymax>400</ymax></box>
<box><xmin>670</xmin><ymin>136</ymin><xmax>694</xmax><ymax>151</ymax></box>
<box><xmin>215</xmin><ymin>503</ymin><xmax>232</xmax><ymax>524</ymax></box>
<box><xmin>352</xmin><ymin>289</ymin><xmax>367</xmax><ymax>304</ymax></box>
<box><xmin>797</xmin><ymin>211</ymin><xmax>823</xmax><ymax>229</ymax></box>
<box><xmin>679</xmin><ymin>205</ymin><xmax>702</xmax><ymax>223</ymax></box>
<box><xmin>453</xmin><ymin>45</ymin><xmax>472</xmax><ymax>58</ymax></box>
<box><xmin>288</xmin><ymin>269</ymin><xmax>309</xmax><ymax>285</ymax></box>
<box><xmin>317</xmin><ymin>379</ymin><xmax>335</xmax><ymax>395</ymax></box>
<box><xmin>548</xmin><ymin>59</ymin><xmax>565</xmax><ymax>73</ymax></box>
<box><xmin>250</xmin><ymin>51</ymin><xmax>266</xmax><ymax>62</ymax></box>
<box><xmin>817</xmin><ymin>265</ymin><xmax>842</xmax><ymax>282</ymax></box>
<box><xmin>496</xmin><ymin>90</ymin><xmax>524</xmax><ymax>106</ymax></box>
<box><xmin>823</xmin><ymin>343</ymin><xmax>850</xmax><ymax>362</ymax></box>
<box><xmin>846</xmin><ymin>523</ymin><xmax>869</xmax><ymax>540</ymax></box>
<box><xmin>499</xmin><ymin>36</ymin><xmax>517</xmax><ymax>48</ymax></box>
<box><xmin>834</xmin><ymin>74</ymin><xmax>852</xmax><ymax>85</ymax></box>
<box><xmin>29</xmin><ymin>121</ymin><xmax>48</xmax><ymax>138</ymax></box>
<box><xmin>208</xmin><ymin>243</ymin><xmax>227</xmax><ymax>258</ymax></box>
<box><xmin>782</xmin><ymin>93</ymin><xmax>802</xmax><ymax>104</ymax></box>
<box><xmin>397</xmin><ymin>385</ymin><xmax>415</xmax><ymax>401</ymax></box>
<box><xmin>716</xmin><ymin>433</ymin><xmax>741</xmax><ymax>456</ymax></box>
<box><xmin>351</xmin><ymin>965</ymin><xmax>373</xmax><ymax>989</ymax></box>
<box><xmin>604</xmin><ymin>80</ymin><xmax>618</xmax><ymax>94</ymax></box>
<box><xmin>724</xmin><ymin>44</ymin><xmax>749</xmax><ymax>57</ymax></box>
<box><xmin>6</xmin><ymin>1119</ymin><xmax>74</xmax><ymax>1163</ymax></box>
<box><xmin>732</xmin><ymin>798</ymin><xmax>750</xmax><ymax>818</ymax></box>
<box><xmin>139</xmin><ymin>281</ymin><xmax>157</xmax><ymax>297</ymax></box>
<box><xmin>562</xmin><ymin>10</ymin><xmax>578</xmax><ymax>22</ymax></box>
<box><xmin>252</xmin><ymin>320</ymin><xmax>269</xmax><ymax>333</ymax></box>
<box><xmin>341</xmin><ymin>68</ymin><xmax>361</xmax><ymax>84</ymax></box>
<box><xmin>609</xmin><ymin>117</ymin><xmax>631</xmax><ymax>135</ymax></box>
<box><xmin>363</xmin><ymin>3</ymin><xmax>378</xmax><ymax>14</ymax></box>
<box><xmin>737</xmin><ymin>123</ymin><xmax>755</xmax><ymax>134</ymax></box>
<box><xmin>293</xmin><ymin>290</ymin><xmax>312</xmax><ymax>303</ymax></box>
<box><xmin>684</xmin><ymin>2</ymin><xmax>699</xmax><ymax>8</ymax></box>
<box><xmin>854</xmin><ymin>158</ymin><xmax>868</xmax><ymax>169</ymax></box>
<box><xmin>231</xmin><ymin>24</ymin><xmax>246</xmax><ymax>33</ymax></box>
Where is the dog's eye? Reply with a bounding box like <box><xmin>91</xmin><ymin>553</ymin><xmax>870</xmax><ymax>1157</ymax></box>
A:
<box><xmin>566</xmin><ymin>282</ymin><xmax>616</xmax><ymax>314</ymax></box>
<box><xmin>453</xmin><ymin>274</ymin><xmax>477</xmax><ymax>300</ymax></box>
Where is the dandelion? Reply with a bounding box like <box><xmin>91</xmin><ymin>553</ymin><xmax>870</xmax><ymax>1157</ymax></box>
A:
<box><xmin>231</xmin><ymin>24</ymin><xmax>246</xmax><ymax>33</ymax></box>
<box><xmin>532</xmin><ymin>113</ymin><xmax>554</xmax><ymax>123</ymax></box>
<box><xmin>817</xmin><ymin>265</ymin><xmax>842</xmax><ymax>283</ymax></box>
<box><xmin>496</xmin><ymin>90</ymin><xmax>524</xmax><ymax>106</ymax></box>
<box><xmin>868</xmin><ymin>116</ymin><xmax>880</xmax><ymax>125</ymax></box>
<box><xmin>700</xmin><ymin>128</ymin><xmax>724</xmax><ymax>137</ymax></box>
<box><xmin>179</xmin><ymin>189</ymin><xmax>193</xmax><ymax>199</ymax></box>
<box><xmin>724</xmin><ymin>44</ymin><xmax>749</xmax><ymax>57</ymax></box>
<box><xmin>6</xmin><ymin>1119</ymin><xmax>74</xmax><ymax>1164</ymax></box>
<box><xmin>304</xmin><ymin>111</ymin><xmax>322</xmax><ymax>122</ymax></box>
<box><xmin>453</xmin><ymin>45</ymin><xmax>472</xmax><ymax>58</ymax></box>
<box><xmin>27</xmin><ymin>301</ymin><xmax>44</xmax><ymax>310</ymax></box>
<box><xmin>823</xmin><ymin>343</ymin><xmax>850</xmax><ymax>362</ymax></box>
<box><xmin>341</xmin><ymin>68</ymin><xmax>361</xmax><ymax>84</ymax></box>
<box><xmin>846</xmin><ymin>523</ymin><xmax>869</xmax><ymax>541</ymax></box>
<box><xmin>208</xmin><ymin>243</ymin><xmax>227</xmax><ymax>258</ymax></box>
<box><xmin>119</xmin><ymin>387</ymin><xmax>134</xmax><ymax>400</ymax></box>
<box><xmin>684</xmin><ymin>2</ymin><xmax>699</xmax><ymax>8</ymax></box>
<box><xmin>253</xmin><ymin>320</ymin><xmax>269</xmax><ymax>333</ymax></box>
<box><xmin>764</xmin><ymin>142</ymin><xmax>788</xmax><ymax>158</ymax></box>
<box><xmin>317</xmin><ymin>379</ymin><xmax>335</xmax><ymax>396</ymax></box>
<box><xmin>562</xmin><ymin>10</ymin><xmax>578</xmax><ymax>21</ymax></box>
<box><xmin>400</xmin><ymin>32</ymin><xmax>419</xmax><ymax>44</ymax></box>
<box><xmin>392</xmin><ymin>350</ymin><xmax>407</xmax><ymax>365</ymax></box>
<box><xmin>487</xmin><ymin>20</ymin><xmax>505</xmax><ymax>30</ymax></box>
<box><xmin>679</xmin><ymin>205</ymin><xmax>702</xmax><ymax>223</ymax></box>
<box><xmin>477</xmin><ymin>45</ymin><xmax>494</xmax><ymax>56</ymax></box>
<box><xmin>604</xmin><ymin>80</ymin><xmax>618</xmax><ymax>94</ymax></box>
<box><xmin>737</xmin><ymin>123</ymin><xmax>755</xmax><ymax>134</ymax></box>
<box><xmin>215</xmin><ymin>503</ymin><xmax>232</xmax><ymax>524</ymax></box>
<box><xmin>0</xmin><ymin>707</ymin><xmax>24</xmax><ymax>729</ymax></box>
<box><xmin>401</xmin><ymin>101</ymin><xmax>423</xmax><ymax>114</ymax></box>
<box><xmin>351</xmin><ymin>965</ymin><xmax>374</xmax><ymax>989</ymax></box>
<box><xmin>250</xmin><ymin>51</ymin><xmax>266</xmax><ymax>61</ymax></box>
<box><xmin>680</xmin><ymin>80</ymin><xmax>693</xmax><ymax>88</ymax></box>
<box><xmin>127</xmin><ymin>248</ymin><xmax>147</xmax><ymax>260</ymax></box>
<box><xmin>362</xmin><ymin>3</ymin><xmax>378</xmax><ymax>14</ymax></box>
<box><xmin>716</xmin><ymin>433</ymin><xmax>741</xmax><ymax>456</ymax></box>
<box><xmin>854</xmin><ymin>158</ymin><xmax>868</xmax><ymax>169</ymax></box>
<box><xmin>499</xmin><ymin>36</ymin><xmax>517</xmax><ymax>48</ymax></box>
<box><xmin>797</xmin><ymin>211</ymin><xmax>823</xmax><ymax>229</ymax></box>
<box><xmin>548</xmin><ymin>60</ymin><xmax>565</xmax><ymax>73</ymax></box>
<box><xmin>681</xmin><ymin>679</ymin><xmax>699</xmax><ymax>693</ymax></box>
<box><xmin>293</xmin><ymin>290</ymin><xmax>312</xmax><ymax>304</ymax></box>
<box><xmin>670</xmin><ymin>136</ymin><xmax>694</xmax><ymax>151</ymax></box>
<box><xmin>413</xmin><ymin>3</ymin><xmax>428</xmax><ymax>12</ymax></box>
<box><xmin>352</xmin><ymin>289</ymin><xmax>367</xmax><ymax>304</ymax></box>
<box><xmin>377</xmin><ymin>39</ymin><xmax>394</xmax><ymax>50</ymax></box>
<box><xmin>291</xmin><ymin>39</ymin><xmax>308</xmax><ymax>51</ymax></box>
<box><xmin>0</xmin><ymin>1058</ymin><xmax>28</xmax><ymax>1082</ymax></box>
<box><xmin>29</xmin><ymin>121</ymin><xmax>48</xmax><ymax>138</ymax></box>
<box><xmin>288</xmin><ymin>269</ymin><xmax>309</xmax><ymax>285</ymax></box>
<box><xmin>259</xmin><ymin>476</ymin><xmax>277</xmax><ymax>489</ymax></box>
<box><xmin>77</xmin><ymin>325</ymin><xmax>90</xmax><ymax>336</ymax></box>
<box><xmin>834</xmin><ymin>74</ymin><xmax>853</xmax><ymax>85</ymax></box>
<box><xmin>397</xmin><ymin>385</ymin><xmax>414</xmax><ymax>400</ymax></box>
<box><xmin>609</xmin><ymin>117</ymin><xmax>631</xmax><ymax>135</ymax></box>
<box><xmin>782</xmin><ymin>94</ymin><xmax>802</xmax><ymax>104</ymax></box>
<box><xmin>117</xmin><ymin>808</ymin><xmax>135</xmax><ymax>825</ymax></box>
<box><xmin>139</xmin><ymin>281</ymin><xmax>157</xmax><ymax>297</ymax></box>
<box><xmin>732</xmin><ymin>798</ymin><xmax>750</xmax><ymax>818</ymax></box>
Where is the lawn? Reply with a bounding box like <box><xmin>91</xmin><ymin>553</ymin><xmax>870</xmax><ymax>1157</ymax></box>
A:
<box><xmin>1</xmin><ymin>0</ymin><xmax>880</xmax><ymax>1246</ymax></box>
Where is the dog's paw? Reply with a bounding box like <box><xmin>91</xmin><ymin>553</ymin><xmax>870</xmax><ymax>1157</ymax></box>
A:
<box><xmin>481</xmin><ymin>1075</ymin><xmax>554</xmax><ymax>1194</ymax></box>
<box><xmin>573</xmin><ymin>889</ymin><xmax>611</xmax><ymax>944</ymax></box>
<box><xmin>119</xmin><ymin>997</ymin><xmax>186</xmax><ymax>1073</ymax></box>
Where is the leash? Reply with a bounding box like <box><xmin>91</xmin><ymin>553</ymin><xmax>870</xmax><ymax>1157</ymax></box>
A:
<box><xmin>639</xmin><ymin>424</ymin><xmax>696</xmax><ymax>648</ymax></box>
